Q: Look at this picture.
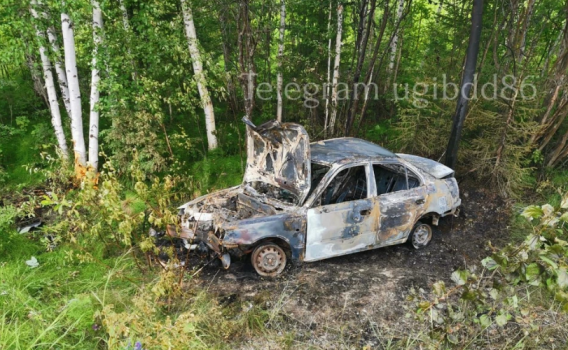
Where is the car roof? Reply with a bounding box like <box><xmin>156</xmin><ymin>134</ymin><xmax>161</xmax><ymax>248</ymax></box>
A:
<box><xmin>310</xmin><ymin>137</ymin><xmax>397</xmax><ymax>165</ymax></box>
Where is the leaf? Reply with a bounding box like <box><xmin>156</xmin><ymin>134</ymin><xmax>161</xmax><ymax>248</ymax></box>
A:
<box><xmin>525</xmin><ymin>263</ymin><xmax>541</xmax><ymax>281</ymax></box>
<box><xmin>561</xmin><ymin>193</ymin><xmax>568</xmax><ymax>209</ymax></box>
<box><xmin>525</xmin><ymin>234</ymin><xmax>540</xmax><ymax>250</ymax></box>
<box><xmin>482</xmin><ymin>257</ymin><xmax>499</xmax><ymax>270</ymax></box>
<box><xmin>433</xmin><ymin>281</ymin><xmax>446</xmax><ymax>297</ymax></box>
<box><xmin>447</xmin><ymin>334</ymin><xmax>459</xmax><ymax>344</ymax></box>
<box><xmin>451</xmin><ymin>270</ymin><xmax>468</xmax><ymax>286</ymax></box>
<box><xmin>560</xmin><ymin>212</ymin><xmax>568</xmax><ymax>223</ymax></box>
<box><xmin>542</xmin><ymin>204</ymin><xmax>554</xmax><ymax>217</ymax></box>
<box><xmin>490</xmin><ymin>288</ymin><xmax>499</xmax><ymax>300</ymax></box>
<box><xmin>479</xmin><ymin>314</ymin><xmax>491</xmax><ymax>327</ymax></box>
<box><xmin>495</xmin><ymin>314</ymin><xmax>508</xmax><ymax>327</ymax></box>
<box><xmin>521</xmin><ymin>205</ymin><xmax>543</xmax><ymax>221</ymax></box>
<box><xmin>25</xmin><ymin>256</ymin><xmax>39</xmax><ymax>268</ymax></box>
<box><xmin>539</xmin><ymin>255</ymin><xmax>558</xmax><ymax>269</ymax></box>
<box><xmin>557</xmin><ymin>268</ymin><xmax>568</xmax><ymax>289</ymax></box>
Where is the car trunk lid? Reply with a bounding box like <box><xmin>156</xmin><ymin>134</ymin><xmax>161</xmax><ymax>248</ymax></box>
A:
<box><xmin>397</xmin><ymin>153</ymin><xmax>455</xmax><ymax>179</ymax></box>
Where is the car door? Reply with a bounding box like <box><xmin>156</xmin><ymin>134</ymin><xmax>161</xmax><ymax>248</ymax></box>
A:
<box><xmin>373</xmin><ymin>162</ymin><xmax>428</xmax><ymax>245</ymax></box>
<box><xmin>304</xmin><ymin>164</ymin><xmax>379</xmax><ymax>262</ymax></box>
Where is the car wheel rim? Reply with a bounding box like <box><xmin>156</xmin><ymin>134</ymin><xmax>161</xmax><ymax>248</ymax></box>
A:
<box><xmin>254</xmin><ymin>245</ymin><xmax>286</xmax><ymax>277</ymax></box>
<box><xmin>413</xmin><ymin>224</ymin><xmax>432</xmax><ymax>248</ymax></box>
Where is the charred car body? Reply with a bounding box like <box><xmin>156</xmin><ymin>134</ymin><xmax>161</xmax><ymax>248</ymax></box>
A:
<box><xmin>155</xmin><ymin>118</ymin><xmax>461</xmax><ymax>277</ymax></box>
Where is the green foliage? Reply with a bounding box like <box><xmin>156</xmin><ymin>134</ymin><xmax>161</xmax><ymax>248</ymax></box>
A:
<box><xmin>411</xmin><ymin>192</ymin><xmax>568</xmax><ymax>348</ymax></box>
<box><xmin>0</xmin><ymin>241</ymin><xmax>139</xmax><ymax>349</ymax></box>
<box><xmin>0</xmin><ymin>205</ymin><xmax>18</xmax><ymax>254</ymax></box>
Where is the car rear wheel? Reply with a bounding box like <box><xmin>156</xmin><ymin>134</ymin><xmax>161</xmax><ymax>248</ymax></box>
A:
<box><xmin>410</xmin><ymin>222</ymin><xmax>432</xmax><ymax>249</ymax></box>
<box><xmin>251</xmin><ymin>243</ymin><xmax>287</xmax><ymax>277</ymax></box>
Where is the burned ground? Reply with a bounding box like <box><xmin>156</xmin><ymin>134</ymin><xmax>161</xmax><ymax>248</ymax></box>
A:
<box><xmin>194</xmin><ymin>183</ymin><xmax>510</xmax><ymax>348</ymax></box>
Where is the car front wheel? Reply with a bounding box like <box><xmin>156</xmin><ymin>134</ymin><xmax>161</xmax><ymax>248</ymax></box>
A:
<box><xmin>251</xmin><ymin>243</ymin><xmax>287</xmax><ymax>277</ymax></box>
<box><xmin>410</xmin><ymin>222</ymin><xmax>432</xmax><ymax>249</ymax></box>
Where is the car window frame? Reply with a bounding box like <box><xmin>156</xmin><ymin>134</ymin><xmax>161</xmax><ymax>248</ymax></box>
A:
<box><xmin>370</xmin><ymin>159</ymin><xmax>425</xmax><ymax>196</ymax></box>
<box><xmin>304</xmin><ymin>161</ymin><xmax>374</xmax><ymax>208</ymax></box>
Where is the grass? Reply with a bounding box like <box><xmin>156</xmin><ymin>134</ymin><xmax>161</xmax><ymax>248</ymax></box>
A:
<box><xmin>0</xmin><ymin>231</ymin><xmax>140</xmax><ymax>349</ymax></box>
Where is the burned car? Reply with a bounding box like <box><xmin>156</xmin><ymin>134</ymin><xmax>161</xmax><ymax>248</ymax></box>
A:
<box><xmin>156</xmin><ymin>118</ymin><xmax>461</xmax><ymax>277</ymax></box>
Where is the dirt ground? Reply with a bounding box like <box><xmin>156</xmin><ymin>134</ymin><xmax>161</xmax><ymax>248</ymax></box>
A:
<box><xmin>195</xmin><ymin>183</ymin><xmax>511</xmax><ymax>348</ymax></box>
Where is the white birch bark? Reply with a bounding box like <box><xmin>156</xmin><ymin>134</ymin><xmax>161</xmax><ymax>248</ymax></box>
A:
<box><xmin>61</xmin><ymin>11</ymin><xmax>87</xmax><ymax>167</ymax></box>
<box><xmin>29</xmin><ymin>3</ymin><xmax>69</xmax><ymax>159</ymax></box>
<box><xmin>276</xmin><ymin>0</ymin><xmax>286</xmax><ymax>122</ymax></box>
<box><xmin>119</xmin><ymin>0</ymin><xmax>130</xmax><ymax>31</ymax></box>
<box><xmin>46</xmin><ymin>26</ymin><xmax>72</xmax><ymax>118</ymax></box>
<box><xmin>180</xmin><ymin>0</ymin><xmax>218</xmax><ymax>150</ymax></box>
<box><xmin>388</xmin><ymin>0</ymin><xmax>404</xmax><ymax>73</ymax></box>
<box><xmin>324</xmin><ymin>1</ymin><xmax>333</xmax><ymax>134</ymax></box>
<box><xmin>329</xmin><ymin>3</ymin><xmax>343</xmax><ymax>135</ymax></box>
<box><xmin>88</xmin><ymin>0</ymin><xmax>102</xmax><ymax>170</ymax></box>
<box><xmin>31</xmin><ymin>0</ymin><xmax>71</xmax><ymax>117</ymax></box>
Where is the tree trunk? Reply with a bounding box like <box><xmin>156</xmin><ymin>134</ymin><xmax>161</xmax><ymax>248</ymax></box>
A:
<box><xmin>25</xmin><ymin>53</ymin><xmax>49</xmax><ymax>106</ymax></box>
<box><xmin>518</xmin><ymin>0</ymin><xmax>536</xmax><ymax>63</ymax></box>
<box><xmin>237</xmin><ymin>0</ymin><xmax>257</xmax><ymax>118</ymax></box>
<box><xmin>329</xmin><ymin>3</ymin><xmax>344</xmax><ymax>136</ymax></box>
<box><xmin>30</xmin><ymin>3</ymin><xmax>69</xmax><ymax>159</ymax></box>
<box><xmin>180</xmin><ymin>0</ymin><xmax>218</xmax><ymax>150</ymax></box>
<box><xmin>218</xmin><ymin>10</ymin><xmax>238</xmax><ymax>115</ymax></box>
<box><xmin>88</xmin><ymin>0</ymin><xmax>102</xmax><ymax>170</ymax></box>
<box><xmin>276</xmin><ymin>0</ymin><xmax>286</xmax><ymax>122</ymax></box>
<box><xmin>355</xmin><ymin>2</ymin><xmax>391</xmax><ymax>135</ymax></box>
<box><xmin>386</xmin><ymin>0</ymin><xmax>404</xmax><ymax>85</ymax></box>
<box><xmin>344</xmin><ymin>0</ymin><xmax>376</xmax><ymax>136</ymax></box>
<box><xmin>324</xmin><ymin>0</ymin><xmax>333</xmax><ymax>135</ymax></box>
<box><xmin>494</xmin><ymin>79</ymin><xmax>521</xmax><ymax>171</ymax></box>
<box><xmin>444</xmin><ymin>0</ymin><xmax>484</xmax><ymax>170</ymax></box>
<box><xmin>46</xmin><ymin>26</ymin><xmax>72</xmax><ymax>118</ymax></box>
<box><xmin>31</xmin><ymin>0</ymin><xmax>72</xmax><ymax>118</ymax></box>
<box><xmin>548</xmin><ymin>127</ymin><xmax>568</xmax><ymax>167</ymax></box>
<box><xmin>62</xmin><ymin>11</ymin><xmax>87</xmax><ymax>171</ymax></box>
<box><xmin>118</xmin><ymin>0</ymin><xmax>130</xmax><ymax>31</ymax></box>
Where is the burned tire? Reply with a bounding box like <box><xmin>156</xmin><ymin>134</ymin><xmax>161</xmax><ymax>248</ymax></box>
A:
<box><xmin>410</xmin><ymin>222</ymin><xmax>432</xmax><ymax>249</ymax></box>
<box><xmin>251</xmin><ymin>243</ymin><xmax>287</xmax><ymax>277</ymax></box>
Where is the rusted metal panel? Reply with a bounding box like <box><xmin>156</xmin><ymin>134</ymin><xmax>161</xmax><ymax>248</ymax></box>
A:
<box><xmin>305</xmin><ymin>198</ymin><xmax>378</xmax><ymax>262</ymax></box>
<box><xmin>377</xmin><ymin>187</ymin><xmax>426</xmax><ymax>243</ymax></box>
<box><xmin>221</xmin><ymin>213</ymin><xmax>307</xmax><ymax>260</ymax></box>
<box><xmin>397</xmin><ymin>153</ymin><xmax>455</xmax><ymax>179</ymax></box>
<box><xmin>311</xmin><ymin>138</ymin><xmax>397</xmax><ymax>165</ymax></box>
<box><xmin>243</xmin><ymin>117</ymin><xmax>311</xmax><ymax>204</ymax></box>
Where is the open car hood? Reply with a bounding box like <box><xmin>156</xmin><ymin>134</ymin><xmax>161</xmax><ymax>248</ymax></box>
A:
<box><xmin>397</xmin><ymin>153</ymin><xmax>455</xmax><ymax>179</ymax></box>
<box><xmin>242</xmin><ymin>118</ymin><xmax>311</xmax><ymax>202</ymax></box>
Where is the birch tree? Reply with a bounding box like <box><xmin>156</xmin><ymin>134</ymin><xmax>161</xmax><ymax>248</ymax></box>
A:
<box><xmin>61</xmin><ymin>10</ymin><xmax>87</xmax><ymax>170</ymax></box>
<box><xmin>46</xmin><ymin>25</ymin><xmax>71</xmax><ymax>118</ymax></box>
<box><xmin>328</xmin><ymin>3</ymin><xmax>343</xmax><ymax>135</ymax></box>
<box><xmin>30</xmin><ymin>0</ymin><xmax>71</xmax><ymax>117</ymax></box>
<box><xmin>180</xmin><ymin>0</ymin><xmax>218</xmax><ymax>150</ymax></box>
<box><xmin>118</xmin><ymin>0</ymin><xmax>130</xmax><ymax>31</ymax></box>
<box><xmin>88</xmin><ymin>0</ymin><xmax>102</xmax><ymax>170</ymax></box>
<box><xmin>276</xmin><ymin>0</ymin><xmax>286</xmax><ymax>122</ymax></box>
<box><xmin>29</xmin><ymin>2</ymin><xmax>68</xmax><ymax>159</ymax></box>
<box><xmin>386</xmin><ymin>0</ymin><xmax>404</xmax><ymax>84</ymax></box>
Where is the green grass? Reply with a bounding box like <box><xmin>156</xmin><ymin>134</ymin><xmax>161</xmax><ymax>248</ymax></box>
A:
<box><xmin>0</xmin><ymin>231</ymin><xmax>139</xmax><ymax>349</ymax></box>
<box><xmin>189</xmin><ymin>151</ymin><xmax>244</xmax><ymax>196</ymax></box>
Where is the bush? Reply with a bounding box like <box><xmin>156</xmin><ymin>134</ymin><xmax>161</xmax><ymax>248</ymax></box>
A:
<box><xmin>0</xmin><ymin>205</ymin><xmax>17</xmax><ymax>254</ymax></box>
<box><xmin>410</xmin><ymin>191</ymin><xmax>568</xmax><ymax>348</ymax></box>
